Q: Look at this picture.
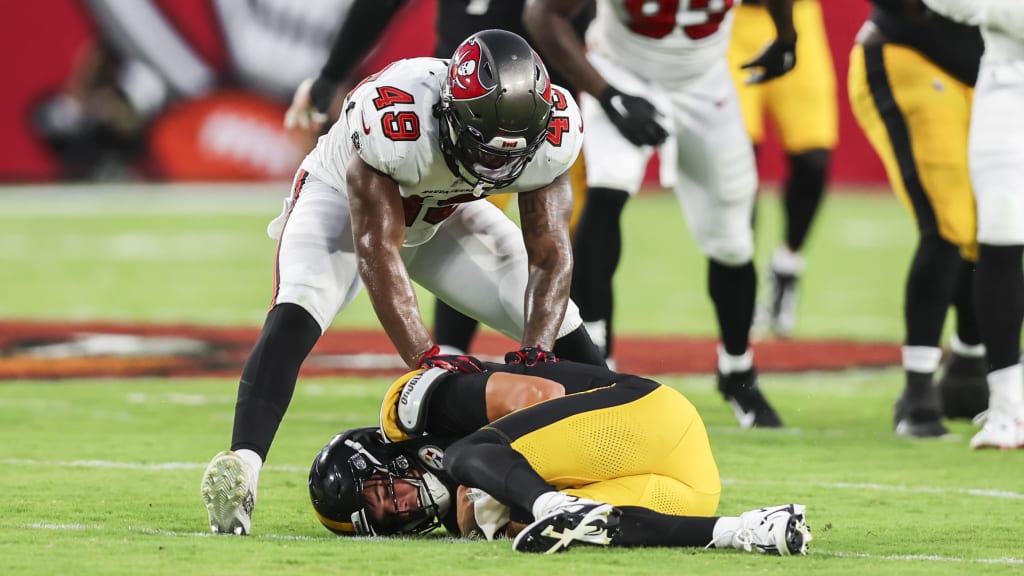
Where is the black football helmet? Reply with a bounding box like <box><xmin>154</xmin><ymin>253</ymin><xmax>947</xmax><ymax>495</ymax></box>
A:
<box><xmin>308</xmin><ymin>427</ymin><xmax>451</xmax><ymax>536</ymax></box>
<box><xmin>436</xmin><ymin>29</ymin><xmax>554</xmax><ymax>189</ymax></box>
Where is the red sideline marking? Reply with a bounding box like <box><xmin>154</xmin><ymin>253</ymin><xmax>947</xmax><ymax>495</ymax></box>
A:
<box><xmin>0</xmin><ymin>321</ymin><xmax>900</xmax><ymax>380</ymax></box>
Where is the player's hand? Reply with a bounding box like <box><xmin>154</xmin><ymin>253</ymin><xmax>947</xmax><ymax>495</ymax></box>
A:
<box><xmin>505</xmin><ymin>345</ymin><xmax>558</xmax><ymax>367</ymax></box>
<box><xmin>741</xmin><ymin>39</ymin><xmax>797</xmax><ymax>84</ymax></box>
<box><xmin>418</xmin><ymin>345</ymin><xmax>485</xmax><ymax>373</ymax></box>
<box><xmin>284</xmin><ymin>77</ymin><xmax>330</xmax><ymax>131</ymax></box>
<box><xmin>597</xmin><ymin>85</ymin><xmax>668</xmax><ymax>147</ymax></box>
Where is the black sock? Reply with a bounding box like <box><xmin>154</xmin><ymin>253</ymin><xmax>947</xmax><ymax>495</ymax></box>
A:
<box><xmin>974</xmin><ymin>244</ymin><xmax>1024</xmax><ymax>371</ymax></box>
<box><xmin>614</xmin><ymin>507</ymin><xmax>720</xmax><ymax>548</ymax></box>
<box><xmin>951</xmin><ymin>258</ymin><xmax>981</xmax><ymax>347</ymax></box>
<box><xmin>230</xmin><ymin>303</ymin><xmax>321</xmax><ymax>461</ymax></box>
<box><xmin>552</xmin><ymin>325</ymin><xmax>607</xmax><ymax>367</ymax></box>
<box><xmin>708</xmin><ymin>259</ymin><xmax>756</xmax><ymax>356</ymax></box>
<box><xmin>433</xmin><ymin>298</ymin><xmax>479</xmax><ymax>353</ymax></box>
<box><xmin>571</xmin><ymin>187</ymin><xmax>629</xmax><ymax>327</ymax></box>
<box><xmin>783</xmin><ymin>149</ymin><xmax>830</xmax><ymax>252</ymax></box>
<box><xmin>905</xmin><ymin>234</ymin><xmax>960</xmax><ymax>347</ymax></box>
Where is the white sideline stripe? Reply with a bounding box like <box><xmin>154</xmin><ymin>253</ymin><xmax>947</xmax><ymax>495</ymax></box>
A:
<box><xmin>3</xmin><ymin>458</ymin><xmax>1022</xmax><ymax>501</ymax></box>
<box><xmin>0</xmin><ymin>458</ymin><xmax>306</xmax><ymax>474</ymax></box>
<box><xmin>720</xmin><ymin>478</ymin><xmax>1024</xmax><ymax>500</ymax></box>
<box><xmin>819</xmin><ymin>551</ymin><xmax>1024</xmax><ymax>566</ymax></box>
<box><xmin>11</xmin><ymin>524</ymin><xmax>1024</xmax><ymax>565</ymax></box>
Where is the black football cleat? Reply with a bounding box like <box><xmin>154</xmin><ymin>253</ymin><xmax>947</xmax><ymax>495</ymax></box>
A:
<box><xmin>894</xmin><ymin>385</ymin><xmax>949</xmax><ymax>438</ymax></box>
<box><xmin>937</xmin><ymin>353</ymin><xmax>989</xmax><ymax>420</ymax></box>
<box><xmin>718</xmin><ymin>369</ymin><xmax>783</xmax><ymax>429</ymax></box>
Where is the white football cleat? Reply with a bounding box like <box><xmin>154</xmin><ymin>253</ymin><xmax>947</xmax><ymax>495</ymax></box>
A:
<box><xmin>201</xmin><ymin>451</ymin><xmax>257</xmax><ymax>535</ymax></box>
<box><xmin>970</xmin><ymin>405</ymin><xmax>1024</xmax><ymax>450</ymax></box>
<box><xmin>728</xmin><ymin>504</ymin><xmax>812</xmax><ymax>556</ymax></box>
<box><xmin>513</xmin><ymin>496</ymin><xmax>620</xmax><ymax>554</ymax></box>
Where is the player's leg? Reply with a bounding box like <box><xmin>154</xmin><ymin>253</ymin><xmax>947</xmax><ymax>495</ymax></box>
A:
<box><xmin>432</xmin><ymin>194</ymin><xmax>514</xmax><ymax>354</ymax></box>
<box><xmin>406</xmin><ymin>200</ymin><xmax>604</xmax><ymax>365</ymax></box>
<box><xmin>668</xmin><ymin>61</ymin><xmax>781</xmax><ymax>428</ymax></box>
<box><xmin>757</xmin><ymin>0</ymin><xmax>838</xmax><ymax>337</ymax></box>
<box><xmin>968</xmin><ymin>74</ymin><xmax>1024</xmax><ymax>449</ymax></box>
<box><xmin>571</xmin><ymin>54</ymin><xmax>656</xmax><ymax>364</ymax></box>
<box><xmin>849</xmin><ymin>42</ymin><xmax>978</xmax><ymax>437</ymax></box>
<box><xmin>202</xmin><ymin>171</ymin><xmax>363</xmax><ymax>534</ymax></box>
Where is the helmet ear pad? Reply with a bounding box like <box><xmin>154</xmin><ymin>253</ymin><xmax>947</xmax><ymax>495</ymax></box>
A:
<box><xmin>440</xmin><ymin>29</ymin><xmax>554</xmax><ymax>188</ymax></box>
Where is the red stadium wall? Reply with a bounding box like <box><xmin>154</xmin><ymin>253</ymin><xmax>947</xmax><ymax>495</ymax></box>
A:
<box><xmin>2</xmin><ymin>0</ymin><xmax>884</xmax><ymax>185</ymax></box>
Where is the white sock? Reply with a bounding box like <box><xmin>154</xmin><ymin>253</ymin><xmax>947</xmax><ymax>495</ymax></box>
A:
<box><xmin>531</xmin><ymin>491</ymin><xmax>564</xmax><ymax>520</ymax></box>
<box><xmin>988</xmin><ymin>363</ymin><xmax>1024</xmax><ymax>406</ymax></box>
<box><xmin>902</xmin><ymin>346</ymin><xmax>942</xmax><ymax>374</ymax></box>
<box><xmin>717</xmin><ymin>345</ymin><xmax>753</xmax><ymax>374</ymax></box>
<box><xmin>711</xmin><ymin>517</ymin><xmax>742</xmax><ymax>548</ymax></box>
<box><xmin>949</xmin><ymin>334</ymin><xmax>986</xmax><ymax>358</ymax></box>
<box><xmin>436</xmin><ymin>344</ymin><xmax>466</xmax><ymax>356</ymax></box>
<box><xmin>771</xmin><ymin>247</ymin><xmax>805</xmax><ymax>276</ymax></box>
<box><xmin>235</xmin><ymin>449</ymin><xmax>263</xmax><ymax>484</ymax></box>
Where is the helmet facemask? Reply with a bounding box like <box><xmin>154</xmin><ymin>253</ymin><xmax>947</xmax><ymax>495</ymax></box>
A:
<box><xmin>438</xmin><ymin>30</ymin><xmax>554</xmax><ymax>190</ymax></box>
<box><xmin>345</xmin><ymin>439</ymin><xmax>450</xmax><ymax>536</ymax></box>
<box><xmin>309</xmin><ymin>428</ymin><xmax>451</xmax><ymax>537</ymax></box>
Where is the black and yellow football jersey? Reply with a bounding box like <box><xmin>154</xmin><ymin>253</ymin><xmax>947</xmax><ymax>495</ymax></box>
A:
<box><xmin>380</xmin><ymin>361</ymin><xmax>721</xmax><ymax>517</ymax></box>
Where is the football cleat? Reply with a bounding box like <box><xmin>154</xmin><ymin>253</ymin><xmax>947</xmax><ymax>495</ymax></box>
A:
<box><xmin>201</xmin><ymin>451</ymin><xmax>257</xmax><ymax>535</ymax></box>
<box><xmin>512</xmin><ymin>498</ymin><xmax>621</xmax><ymax>554</ymax></box>
<box><xmin>970</xmin><ymin>405</ymin><xmax>1024</xmax><ymax>450</ymax></box>
<box><xmin>717</xmin><ymin>369</ymin><xmax>783</xmax><ymax>428</ymax></box>
<box><xmin>728</xmin><ymin>504</ymin><xmax>812</xmax><ymax>556</ymax></box>
<box><xmin>755</xmin><ymin>249</ymin><xmax>804</xmax><ymax>339</ymax></box>
<box><xmin>893</xmin><ymin>385</ymin><xmax>948</xmax><ymax>438</ymax></box>
<box><xmin>937</xmin><ymin>353</ymin><xmax>989</xmax><ymax>420</ymax></box>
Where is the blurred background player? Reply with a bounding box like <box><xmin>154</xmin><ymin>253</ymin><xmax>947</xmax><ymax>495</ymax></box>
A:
<box><xmin>284</xmin><ymin>0</ymin><xmax>595</xmax><ymax>359</ymax></box>
<box><xmin>524</xmin><ymin>0</ymin><xmax>798</xmax><ymax>427</ymax></box>
<box><xmin>33</xmin><ymin>0</ymin><xmax>354</xmax><ymax>180</ymax></box>
<box><xmin>848</xmin><ymin>0</ymin><xmax>988</xmax><ymax>438</ymax></box>
<box><xmin>727</xmin><ymin>0</ymin><xmax>838</xmax><ymax>338</ymax></box>
<box><xmin>921</xmin><ymin>0</ymin><xmax>1024</xmax><ymax>450</ymax></box>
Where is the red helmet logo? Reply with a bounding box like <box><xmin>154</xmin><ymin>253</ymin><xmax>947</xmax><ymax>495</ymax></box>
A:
<box><xmin>449</xmin><ymin>38</ymin><xmax>494</xmax><ymax>100</ymax></box>
<box><xmin>534</xmin><ymin>51</ymin><xmax>552</xmax><ymax>106</ymax></box>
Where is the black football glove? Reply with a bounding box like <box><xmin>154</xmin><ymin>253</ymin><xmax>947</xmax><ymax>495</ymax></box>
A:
<box><xmin>418</xmin><ymin>345</ymin><xmax>484</xmax><ymax>373</ymax></box>
<box><xmin>597</xmin><ymin>85</ymin><xmax>668</xmax><ymax>148</ymax></box>
<box><xmin>505</xmin><ymin>345</ymin><xmax>558</xmax><ymax>367</ymax></box>
<box><xmin>741</xmin><ymin>39</ymin><xmax>797</xmax><ymax>84</ymax></box>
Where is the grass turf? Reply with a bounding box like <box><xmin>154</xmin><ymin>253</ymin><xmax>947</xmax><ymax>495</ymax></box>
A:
<box><xmin>1</xmin><ymin>184</ymin><xmax>1020</xmax><ymax>575</ymax></box>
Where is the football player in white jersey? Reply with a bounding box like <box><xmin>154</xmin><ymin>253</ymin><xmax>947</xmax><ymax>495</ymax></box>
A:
<box><xmin>921</xmin><ymin>0</ymin><xmax>1024</xmax><ymax>449</ymax></box>
<box><xmin>524</xmin><ymin>0</ymin><xmax>796</xmax><ymax>428</ymax></box>
<box><xmin>200</xmin><ymin>29</ymin><xmax>607</xmax><ymax>535</ymax></box>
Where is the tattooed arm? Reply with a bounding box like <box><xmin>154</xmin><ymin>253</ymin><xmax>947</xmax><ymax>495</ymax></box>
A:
<box><xmin>515</xmin><ymin>172</ymin><xmax>574</xmax><ymax>350</ymax></box>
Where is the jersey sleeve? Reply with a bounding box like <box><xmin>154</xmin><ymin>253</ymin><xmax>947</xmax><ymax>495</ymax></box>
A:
<box><xmin>348</xmin><ymin>93</ymin><xmax>412</xmax><ymax>179</ymax></box>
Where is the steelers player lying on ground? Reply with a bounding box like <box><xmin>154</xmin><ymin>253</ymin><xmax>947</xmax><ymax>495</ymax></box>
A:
<box><xmin>308</xmin><ymin>358</ymin><xmax>812</xmax><ymax>554</ymax></box>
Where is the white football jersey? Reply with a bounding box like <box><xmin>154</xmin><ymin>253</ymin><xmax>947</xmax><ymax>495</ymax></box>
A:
<box><xmin>587</xmin><ymin>0</ymin><xmax>738</xmax><ymax>84</ymax></box>
<box><xmin>300</xmin><ymin>57</ymin><xmax>584</xmax><ymax>246</ymax></box>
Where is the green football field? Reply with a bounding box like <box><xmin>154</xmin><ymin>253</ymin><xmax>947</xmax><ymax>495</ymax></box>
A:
<box><xmin>1</xmin><ymin>184</ymin><xmax>1022</xmax><ymax>575</ymax></box>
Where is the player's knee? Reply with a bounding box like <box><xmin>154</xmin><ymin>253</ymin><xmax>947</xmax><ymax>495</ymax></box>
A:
<box><xmin>444</xmin><ymin>432</ymin><xmax>502</xmax><ymax>482</ymax></box>
<box><xmin>274</xmin><ymin>286</ymin><xmax>333</xmax><ymax>333</ymax></box>
<box><xmin>699</xmin><ymin>237</ymin><xmax>754</xmax><ymax>266</ymax></box>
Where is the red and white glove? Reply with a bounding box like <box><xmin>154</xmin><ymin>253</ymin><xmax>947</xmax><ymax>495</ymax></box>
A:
<box><xmin>504</xmin><ymin>345</ymin><xmax>558</xmax><ymax>367</ymax></box>
<box><xmin>418</xmin><ymin>345</ymin><xmax>484</xmax><ymax>373</ymax></box>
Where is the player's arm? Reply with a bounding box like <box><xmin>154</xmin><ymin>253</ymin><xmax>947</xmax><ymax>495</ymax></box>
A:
<box><xmin>346</xmin><ymin>153</ymin><xmax>434</xmax><ymax>369</ymax></box>
<box><xmin>741</xmin><ymin>0</ymin><xmax>798</xmax><ymax>84</ymax></box>
<box><xmin>523</xmin><ymin>0</ymin><xmax>606</xmax><ymax>99</ymax></box>
<box><xmin>922</xmin><ymin>0</ymin><xmax>1024</xmax><ymax>37</ymax></box>
<box><xmin>516</xmin><ymin>173</ymin><xmax>575</xmax><ymax>351</ymax></box>
<box><xmin>523</xmin><ymin>0</ymin><xmax>667</xmax><ymax>146</ymax></box>
<box><xmin>285</xmin><ymin>0</ymin><xmax>407</xmax><ymax>130</ymax></box>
